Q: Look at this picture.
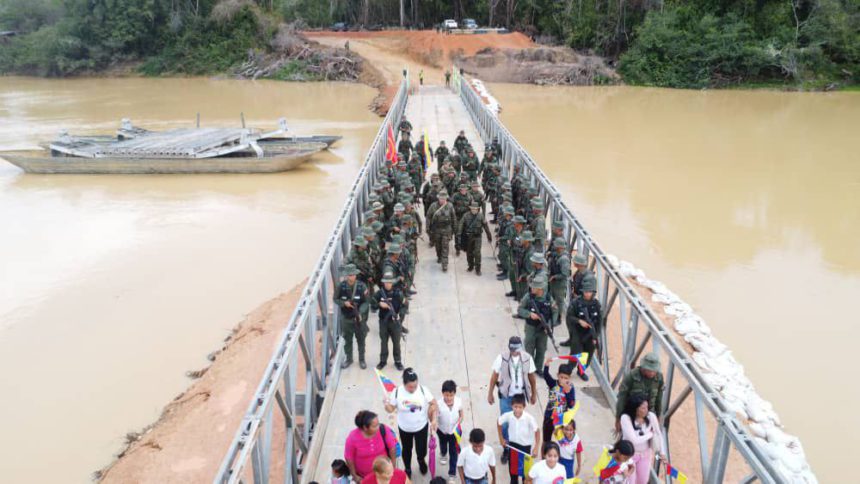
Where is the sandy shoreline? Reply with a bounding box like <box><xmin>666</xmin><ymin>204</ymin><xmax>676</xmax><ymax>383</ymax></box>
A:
<box><xmin>97</xmin><ymin>281</ymin><xmax>306</xmax><ymax>483</ymax></box>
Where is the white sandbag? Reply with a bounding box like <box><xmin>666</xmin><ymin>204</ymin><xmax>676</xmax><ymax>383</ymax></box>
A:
<box><xmin>749</xmin><ymin>421</ymin><xmax>767</xmax><ymax>438</ymax></box>
<box><xmin>605</xmin><ymin>254</ymin><xmax>620</xmax><ymax>268</ymax></box>
<box><xmin>664</xmin><ymin>301</ymin><xmax>692</xmax><ymax>316</ymax></box>
<box><xmin>674</xmin><ymin>314</ymin><xmax>711</xmax><ymax>335</ymax></box>
<box><xmin>685</xmin><ymin>333</ymin><xmax>728</xmax><ymax>358</ymax></box>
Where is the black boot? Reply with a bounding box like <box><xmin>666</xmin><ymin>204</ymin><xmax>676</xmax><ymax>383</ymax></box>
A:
<box><xmin>376</xmin><ymin>361</ymin><xmax>386</xmax><ymax>370</ymax></box>
<box><xmin>467</xmin><ymin>265</ymin><xmax>474</xmax><ymax>272</ymax></box>
<box><xmin>341</xmin><ymin>358</ymin><xmax>353</xmax><ymax>369</ymax></box>
<box><xmin>505</xmin><ymin>290</ymin><xmax>516</xmax><ymax>297</ymax></box>
<box><xmin>475</xmin><ymin>267</ymin><xmax>481</xmax><ymax>276</ymax></box>
<box><xmin>359</xmin><ymin>359</ymin><xmax>367</xmax><ymax>369</ymax></box>
<box><xmin>560</xmin><ymin>340</ymin><xmax>571</xmax><ymax>346</ymax></box>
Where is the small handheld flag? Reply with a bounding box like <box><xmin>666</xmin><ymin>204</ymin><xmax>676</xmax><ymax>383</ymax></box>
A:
<box><xmin>385</xmin><ymin>124</ymin><xmax>397</xmax><ymax>165</ymax></box>
<box><xmin>552</xmin><ymin>401</ymin><xmax>581</xmax><ymax>440</ymax></box>
<box><xmin>593</xmin><ymin>447</ymin><xmax>620</xmax><ymax>480</ymax></box>
<box><xmin>506</xmin><ymin>445</ymin><xmax>534</xmax><ymax>477</ymax></box>
<box><xmin>422</xmin><ymin>130</ymin><xmax>431</xmax><ymax>170</ymax></box>
<box><xmin>453</xmin><ymin>422</ymin><xmax>463</xmax><ymax>452</ymax></box>
<box><xmin>666</xmin><ymin>463</ymin><xmax>688</xmax><ymax>483</ymax></box>
<box><xmin>374</xmin><ymin>368</ymin><xmax>397</xmax><ymax>394</ymax></box>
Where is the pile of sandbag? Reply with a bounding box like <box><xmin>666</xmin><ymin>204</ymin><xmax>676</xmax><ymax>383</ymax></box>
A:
<box><xmin>605</xmin><ymin>255</ymin><xmax>817</xmax><ymax>483</ymax></box>
<box><xmin>470</xmin><ymin>79</ymin><xmax>501</xmax><ymax>115</ymax></box>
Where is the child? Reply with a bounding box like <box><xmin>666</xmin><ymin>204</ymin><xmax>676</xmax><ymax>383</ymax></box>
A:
<box><xmin>542</xmin><ymin>360</ymin><xmax>576</xmax><ymax>442</ymax></box>
<box><xmin>457</xmin><ymin>428</ymin><xmax>497</xmax><ymax>484</ymax></box>
<box><xmin>434</xmin><ymin>380</ymin><xmax>465</xmax><ymax>479</ymax></box>
<box><xmin>496</xmin><ymin>394</ymin><xmax>540</xmax><ymax>484</ymax></box>
<box><xmin>556</xmin><ymin>420</ymin><xmax>583</xmax><ymax>479</ymax></box>
<box><xmin>331</xmin><ymin>459</ymin><xmax>350</xmax><ymax>484</ymax></box>
<box><xmin>598</xmin><ymin>440</ymin><xmax>636</xmax><ymax>484</ymax></box>
<box><xmin>525</xmin><ymin>442</ymin><xmax>567</xmax><ymax>484</ymax></box>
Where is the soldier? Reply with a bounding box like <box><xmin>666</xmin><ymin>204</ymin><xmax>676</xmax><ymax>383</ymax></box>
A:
<box><xmin>426</xmin><ymin>191</ymin><xmax>457</xmax><ymax>272</ymax></box>
<box><xmin>434</xmin><ymin>140</ymin><xmax>449</xmax><ymax>165</ymax></box>
<box><xmin>517</xmin><ymin>274</ymin><xmax>558</xmax><ymax>370</ymax></box>
<box><xmin>614</xmin><ymin>352</ymin><xmax>665</xmax><ymax>431</ymax></box>
<box><xmin>513</xmin><ymin>230</ymin><xmax>535</xmax><ymax>299</ymax></box>
<box><xmin>468</xmin><ymin>180</ymin><xmax>484</xmax><ymax>207</ymax></box>
<box><xmin>570</xmin><ymin>254</ymin><xmax>593</xmax><ymax>299</ymax></box>
<box><xmin>550</xmin><ymin>219</ymin><xmax>565</xmax><ymax>242</ymax></box>
<box><xmin>565</xmin><ymin>274</ymin><xmax>602</xmax><ymax>380</ymax></box>
<box><xmin>451</xmin><ymin>184</ymin><xmax>472</xmax><ymax>222</ymax></box>
<box><xmin>379</xmin><ymin>180</ymin><xmax>395</xmax><ymax>219</ymax></box>
<box><xmin>530</xmin><ymin>200</ymin><xmax>547</xmax><ymax>252</ymax></box>
<box><xmin>372</xmin><ymin>271</ymin><xmax>407</xmax><ymax>371</ymax></box>
<box><xmin>334</xmin><ymin>264</ymin><xmax>370</xmax><ymax>369</ymax></box>
<box><xmin>448</xmin><ymin>152</ymin><xmax>462</xmax><ymax>173</ymax></box>
<box><xmin>457</xmin><ymin>200</ymin><xmax>493</xmax><ymax>275</ymax></box>
<box><xmin>454</xmin><ymin>130</ymin><xmax>469</xmax><ymax>154</ymax></box>
<box><xmin>462</xmin><ymin>147</ymin><xmax>480</xmax><ymax>181</ymax></box>
<box><xmin>421</xmin><ymin>173</ymin><xmax>442</xmax><ymax>215</ymax></box>
<box><xmin>491</xmin><ymin>136</ymin><xmax>502</xmax><ymax>157</ymax></box>
<box><xmin>413</xmin><ymin>135</ymin><xmax>429</xmax><ymax>171</ymax></box>
<box><xmin>398</xmin><ymin>116</ymin><xmax>413</xmax><ymax>136</ymax></box>
<box><xmin>440</xmin><ymin>161</ymin><xmax>459</xmax><ymax>195</ymax></box>
<box><xmin>527</xmin><ymin>252</ymin><xmax>548</xmax><ymax>288</ymax></box>
<box><xmin>407</xmin><ymin>153</ymin><xmax>424</xmax><ymax>189</ymax></box>
<box><xmin>495</xmin><ymin>206</ymin><xmax>515</xmax><ymax>279</ymax></box>
<box><xmin>347</xmin><ymin>236</ymin><xmax>375</xmax><ymax>291</ymax></box>
<box><xmin>361</xmin><ymin>227</ymin><xmax>383</xmax><ymax>285</ymax></box>
<box><xmin>386</xmin><ymin>203</ymin><xmax>407</xmax><ymax>237</ymax></box>
<box><xmin>548</xmin><ymin>238</ymin><xmax>571</xmax><ymax>324</ymax></box>
<box><xmin>505</xmin><ymin>217</ymin><xmax>527</xmax><ymax>296</ymax></box>
<box><xmin>382</xmin><ymin>243</ymin><xmax>408</xmax><ymax>292</ymax></box>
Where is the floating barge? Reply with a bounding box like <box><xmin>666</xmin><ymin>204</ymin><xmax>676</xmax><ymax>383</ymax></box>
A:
<box><xmin>0</xmin><ymin>119</ymin><xmax>341</xmax><ymax>174</ymax></box>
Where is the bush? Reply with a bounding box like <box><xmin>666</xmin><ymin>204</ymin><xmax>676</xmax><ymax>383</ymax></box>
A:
<box><xmin>619</xmin><ymin>7</ymin><xmax>770</xmax><ymax>88</ymax></box>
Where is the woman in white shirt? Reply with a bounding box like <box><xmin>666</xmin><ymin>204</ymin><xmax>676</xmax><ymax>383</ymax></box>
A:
<box><xmin>619</xmin><ymin>395</ymin><xmax>666</xmax><ymax>484</ymax></box>
<box><xmin>385</xmin><ymin>368</ymin><xmax>437</xmax><ymax>478</ymax></box>
<box><xmin>526</xmin><ymin>442</ymin><xmax>567</xmax><ymax>484</ymax></box>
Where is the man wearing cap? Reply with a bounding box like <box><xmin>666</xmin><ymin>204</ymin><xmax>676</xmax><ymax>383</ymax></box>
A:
<box><xmin>347</xmin><ymin>236</ymin><xmax>375</xmax><ymax>290</ymax></box>
<box><xmin>398</xmin><ymin>131</ymin><xmax>413</xmax><ymax>159</ymax></box>
<box><xmin>615</xmin><ymin>352</ymin><xmax>665</xmax><ymax>431</ymax></box>
<box><xmin>426</xmin><ymin>191</ymin><xmax>457</xmax><ymax>272</ymax></box>
<box><xmin>495</xmin><ymin>207</ymin><xmax>515</xmax><ymax>280</ymax></box>
<box><xmin>526</xmin><ymin>252</ymin><xmax>548</xmax><ymax>289</ymax></box>
<box><xmin>529</xmin><ymin>201</ymin><xmax>547</xmax><ymax>252</ymax></box>
<box><xmin>451</xmin><ymin>184</ymin><xmax>472</xmax><ymax>255</ymax></box>
<box><xmin>513</xmin><ymin>230</ymin><xmax>535</xmax><ymax>299</ymax></box>
<box><xmin>457</xmin><ymin>200</ymin><xmax>493</xmax><ymax>275</ymax></box>
<box><xmin>334</xmin><ymin>264</ymin><xmax>370</xmax><ymax>369</ymax></box>
<box><xmin>505</xmin><ymin>220</ymin><xmax>527</xmax><ymax>297</ymax></box>
<box><xmin>434</xmin><ymin>140</ymin><xmax>449</xmax><ymax>166</ymax></box>
<box><xmin>570</xmin><ymin>253</ymin><xmax>593</xmax><ymax>300</ymax></box>
<box><xmin>372</xmin><ymin>271</ymin><xmax>407</xmax><ymax>371</ymax></box>
<box><xmin>488</xmin><ymin>336</ymin><xmax>538</xmax><ymax>464</ymax></box>
<box><xmin>462</xmin><ymin>147</ymin><xmax>480</xmax><ymax>181</ymax></box>
<box><xmin>382</xmin><ymin>243</ymin><xmax>408</xmax><ymax>291</ymax></box>
<box><xmin>548</xmin><ymin>237</ymin><xmax>571</xmax><ymax>321</ymax></box>
<box><xmin>454</xmin><ymin>130</ymin><xmax>469</xmax><ymax>154</ymax></box>
<box><xmin>517</xmin><ymin>274</ymin><xmax>558</xmax><ymax>369</ymax></box>
<box><xmin>421</xmin><ymin>173</ymin><xmax>442</xmax><ymax>216</ymax></box>
<box><xmin>564</xmin><ymin>273</ymin><xmax>602</xmax><ymax>380</ymax></box>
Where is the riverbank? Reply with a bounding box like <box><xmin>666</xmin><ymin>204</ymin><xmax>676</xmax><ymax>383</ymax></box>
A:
<box><xmin>96</xmin><ymin>281</ymin><xmax>305</xmax><ymax>482</ymax></box>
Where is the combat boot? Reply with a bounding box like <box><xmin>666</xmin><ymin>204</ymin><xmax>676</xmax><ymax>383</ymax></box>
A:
<box><xmin>467</xmin><ymin>265</ymin><xmax>473</xmax><ymax>272</ymax></box>
<box><xmin>341</xmin><ymin>358</ymin><xmax>353</xmax><ymax>369</ymax></box>
<box><xmin>475</xmin><ymin>267</ymin><xmax>482</xmax><ymax>276</ymax></box>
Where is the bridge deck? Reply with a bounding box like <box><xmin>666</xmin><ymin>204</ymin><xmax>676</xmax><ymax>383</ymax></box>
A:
<box><xmin>311</xmin><ymin>86</ymin><xmax>614</xmax><ymax>483</ymax></box>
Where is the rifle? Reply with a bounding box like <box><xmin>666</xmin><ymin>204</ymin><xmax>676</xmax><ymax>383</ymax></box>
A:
<box><xmin>379</xmin><ymin>288</ymin><xmax>406</xmax><ymax>342</ymax></box>
<box><xmin>529</xmin><ymin>296</ymin><xmax>560</xmax><ymax>355</ymax></box>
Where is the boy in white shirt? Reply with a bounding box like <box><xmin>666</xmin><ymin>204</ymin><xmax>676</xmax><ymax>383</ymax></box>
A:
<box><xmin>434</xmin><ymin>380</ymin><xmax>465</xmax><ymax>479</ymax></box>
<box><xmin>457</xmin><ymin>428</ymin><xmax>496</xmax><ymax>484</ymax></box>
<box><xmin>496</xmin><ymin>394</ymin><xmax>540</xmax><ymax>484</ymax></box>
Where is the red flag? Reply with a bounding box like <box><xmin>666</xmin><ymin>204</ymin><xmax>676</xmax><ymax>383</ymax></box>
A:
<box><xmin>385</xmin><ymin>123</ymin><xmax>397</xmax><ymax>165</ymax></box>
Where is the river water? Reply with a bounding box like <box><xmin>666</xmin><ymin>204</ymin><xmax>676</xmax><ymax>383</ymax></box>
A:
<box><xmin>0</xmin><ymin>77</ymin><xmax>380</xmax><ymax>482</ymax></box>
<box><xmin>1</xmin><ymin>78</ymin><xmax>856</xmax><ymax>482</ymax></box>
<box><xmin>491</xmin><ymin>83</ymin><xmax>859</xmax><ymax>482</ymax></box>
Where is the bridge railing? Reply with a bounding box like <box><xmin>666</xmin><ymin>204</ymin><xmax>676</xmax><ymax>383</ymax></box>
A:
<box><xmin>214</xmin><ymin>79</ymin><xmax>410</xmax><ymax>484</ymax></box>
<box><xmin>456</xmin><ymin>75</ymin><xmax>785</xmax><ymax>484</ymax></box>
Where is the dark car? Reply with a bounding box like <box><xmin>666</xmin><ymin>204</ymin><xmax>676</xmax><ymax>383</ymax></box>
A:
<box><xmin>331</xmin><ymin>22</ymin><xmax>347</xmax><ymax>32</ymax></box>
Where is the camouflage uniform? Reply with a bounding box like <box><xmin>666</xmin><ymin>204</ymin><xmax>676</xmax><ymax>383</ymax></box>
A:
<box><xmin>457</xmin><ymin>201</ymin><xmax>493</xmax><ymax>274</ymax></box>
<box><xmin>426</xmin><ymin>192</ymin><xmax>457</xmax><ymax>271</ymax></box>
<box><xmin>517</xmin><ymin>275</ymin><xmax>558</xmax><ymax>369</ymax></box>
<box><xmin>548</xmin><ymin>237</ymin><xmax>571</xmax><ymax>322</ymax></box>
<box><xmin>566</xmin><ymin>274</ymin><xmax>602</xmax><ymax>365</ymax></box>
<box><xmin>347</xmin><ymin>236</ymin><xmax>375</xmax><ymax>290</ymax></box>
<box><xmin>615</xmin><ymin>353</ymin><xmax>665</xmax><ymax>417</ymax></box>
<box><xmin>372</xmin><ymin>272</ymin><xmax>407</xmax><ymax>370</ymax></box>
<box><xmin>434</xmin><ymin>143</ymin><xmax>450</xmax><ymax>165</ymax></box>
<box><xmin>530</xmin><ymin>201</ymin><xmax>547</xmax><ymax>253</ymax></box>
<box><xmin>513</xmin><ymin>231</ymin><xmax>535</xmax><ymax>299</ymax></box>
<box><xmin>334</xmin><ymin>264</ymin><xmax>370</xmax><ymax>368</ymax></box>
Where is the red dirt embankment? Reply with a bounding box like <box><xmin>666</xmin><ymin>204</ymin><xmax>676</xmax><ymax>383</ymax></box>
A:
<box><xmin>97</xmin><ymin>282</ymin><xmax>306</xmax><ymax>483</ymax></box>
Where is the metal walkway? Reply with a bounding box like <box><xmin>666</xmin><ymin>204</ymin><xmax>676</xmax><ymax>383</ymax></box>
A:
<box><xmin>214</xmin><ymin>77</ymin><xmax>788</xmax><ymax>484</ymax></box>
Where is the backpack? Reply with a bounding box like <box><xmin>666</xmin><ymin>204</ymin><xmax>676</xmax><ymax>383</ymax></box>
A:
<box><xmin>379</xmin><ymin>424</ymin><xmax>402</xmax><ymax>458</ymax></box>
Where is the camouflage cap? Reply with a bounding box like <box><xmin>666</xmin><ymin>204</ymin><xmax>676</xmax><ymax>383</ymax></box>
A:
<box><xmin>361</xmin><ymin>226</ymin><xmax>375</xmax><ymax>237</ymax></box>
<box><xmin>342</xmin><ymin>264</ymin><xmax>360</xmax><ymax>276</ymax></box>
<box><xmin>513</xmin><ymin>215</ymin><xmax>526</xmax><ymax>224</ymax></box>
<box><xmin>528</xmin><ymin>186</ymin><xmax>539</xmax><ymax>195</ymax></box>
<box><xmin>431</xmin><ymin>172</ymin><xmax>441</xmax><ymax>179</ymax></box>
<box><xmin>552</xmin><ymin>237</ymin><xmax>568</xmax><ymax>249</ymax></box>
<box><xmin>458</xmin><ymin>184</ymin><xmax>468</xmax><ymax>190</ymax></box>
<box><xmin>394</xmin><ymin>203</ymin><xmax>405</xmax><ymax>212</ymax></box>
<box><xmin>529</xmin><ymin>274</ymin><xmax>548</xmax><ymax>289</ymax></box>
<box><xmin>573</xmin><ymin>254</ymin><xmax>587</xmax><ymax>266</ymax></box>
<box><xmin>368</xmin><ymin>193</ymin><xmax>380</xmax><ymax>203</ymax></box>
<box><xmin>640</xmin><ymin>352</ymin><xmax>662</xmax><ymax>372</ymax></box>
<box><xmin>503</xmin><ymin>206</ymin><xmax>515</xmax><ymax>215</ymax></box>
<box><xmin>371</xmin><ymin>201</ymin><xmax>384</xmax><ymax>211</ymax></box>
<box><xmin>387</xmin><ymin>243</ymin><xmax>402</xmax><ymax>254</ymax></box>
<box><xmin>521</xmin><ymin>231</ymin><xmax>535</xmax><ymax>242</ymax></box>
<box><xmin>581</xmin><ymin>274</ymin><xmax>597</xmax><ymax>292</ymax></box>
<box><xmin>532</xmin><ymin>201</ymin><xmax>544</xmax><ymax>210</ymax></box>
<box><xmin>469</xmin><ymin>200</ymin><xmax>481</xmax><ymax>208</ymax></box>
<box><xmin>364</xmin><ymin>210</ymin><xmax>377</xmax><ymax>220</ymax></box>
<box><xmin>439</xmin><ymin>140</ymin><xmax>446</xmax><ymax>145</ymax></box>
<box><xmin>401</xmin><ymin>194</ymin><xmax>414</xmax><ymax>204</ymax></box>
<box><xmin>371</xmin><ymin>220</ymin><xmax>384</xmax><ymax>231</ymax></box>
<box><xmin>381</xmin><ymin>271</ymin><xmax>398</xmax><ymax>284</ymax></box>
<box><xmin>552</xmin><ymin>220</ymin><xmax>565</xmax><ymax>230</ymax></box>
<box><xmin>530</xmin><ymin>252</ymin><xmax>546</xmax><ymax>265</ymax></box>
<box><xmin>438</xmin><ymin>191</ymin><xmax>449</xmax><ymax>199</ymax></box>
<box><xmin>379</xmin><ymin>179</ymin><xmax>390</xmax><ymax>187</ymax></box>
<box><xmin>391</xmin><ymin>234</ymin><xmax>404</xmax><ymax>243</ymax></box>
<box><xmin>471</xmin><ymin>180</ymin><xmax>480</xmax><ymax>187</ymax></box>
<box><xmin>372</xmin><ymin>183</ymin><xmax>382</xmax><ymax>191</ymax></box>
<box><xmin>353</xmin><ymin>236</ymin><xmax>368</xmax><ymax>247</ymax></box>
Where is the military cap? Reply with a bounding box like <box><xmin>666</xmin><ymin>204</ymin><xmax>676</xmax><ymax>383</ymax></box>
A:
<box><xmin>387</xmin><ymin>243</ymin><xmax>402</xmax><ymax>254</ymax></box>
<box><xmin>381</xmin><ymin>272</ymin><xmax>398</xmax><ymax>284</ymax></box>
<box><xmin>403</xmin><ymin>181</ymin><xmax>415</xmax><ymax>189</ymax></box>
<box><xmin>530</xmin><ymin>252</ymin><xmax>546</xmax><ymax>265</ymax></box>
<box><xmin>401</xmin><ymin>194</ymin><xmax>414</xmax><ymax>204</ymax></box>
<box><xmin>640</xmin><ymin>352</ymin><xmax>662</xmax><ymax>372</ymax></box>
<box><xmin>402</xmin><ymin>215</ymin><xmax>414</xmax><ymax>223</ymax></box>
<box><xmin>341</xmin><ymin>264</ymin><xmax>360</xmax><ymax>276</ymax></box>
<box><xmin>364</xmin><ymin>210</ymin><xmax>377</xmax><ymax>220</ymax></box>
<box><xmin>352</xmin><ymin>236</ymin><xmax>368</xmax><ymax>247</ymax></box>
<box><xmin>439</xmin><ymin>140</ymin><xmax>446</xmax><ymax>145</ymax></box>
<box><xmin>529</xmin><ymin>274</ymin><xmax>548</xmax><ymax>289</ymax></box>
<box><xmin>552</xmin><ymin>220</ymin><xmax>565</xmax><ymax>230</ymax></box>
<box><xmin>581</xmin><ymin>274</ymin><xmax>597</xmax><ymax>292</ymax></box>
<box><xmin>394</xmin><ymin>203</ymin><xmax>405</xmax><ymax>212</ymax></box>
<box><xmin>371</xmin><ymin>220</ymin><xmax>384</xmax><ymax>231</ymax></box>
<box><xmin>361</xmin><ymin>226</ymin><xmax>375</xmax><ymax>237</ymax></box>
<box><xmin>471</xmin><ymin>180</ymin><xmax>480</xmax><ymax>187</ymax></box>
<box><xmin>513</xmin><ymin>215</ymin><xmax>526</xmax><ymax>224</ymax></box>
<box><xmin>521</xmin><ymin>231</ymin><xmax>535</xmax><ymax>242</ymax></box>
<box><xmin>431</xmin><ymin>173</ymin><xmax>441</xmax><ymax>179</ymax></box>
<box><xmin>391</xmin><ymin>234</ymin><xmax>404</xmax><ymax>243</ymax></box>
<box><xmin>552</xmin><ymin>237</ymin><xmax>568</xmax><ymax>249</ymax></box>
<box><xmin>573</xmin><ymin>254</ymin><xmax>588</xmax><ymax>266</ymax></box>
<box><xmin>438</xmin><ymin>191</ymin><xmax>449</xmax><ymax>199</ymax></box>
<box><xmin>469</xmin><ymin>200</ymin><xmax>480</xmax><ymax>208</ymax></box>
<box><xmin>372</xmin><ymin>183</ymin><xmax>382</xmax><ymax>191</ymax></box>
<box><xmin>528</xmin><ymin>186</ymin><xmax>539</xmax><ymax>195</ymax></box>
<box><xmin>503</xmin><ymin>206</ymin><xmax>515</xmax><ymax>215</ymax></box>
<box><xmin>379</xmin><ymin>179</ymin><xmax>391</xmax><ymax>187</ymax></box>
<box><xmin>532</xmin><ymin>200</ymin><xmax>544</xmax><ymax>210</ymax></box>
<box><xmin>502</xmin><ymin>193</ymin><xmax>513</xmax><ymax>201</ymax></box>
<box><xmin>368</xmin><ymin>193</ymin><xmax>380</xmax><ymax>204</ymax></box>
<box><xmin>458</xmin><ymin>184</ymin><xmax>468</xmax><ymax>190</ymax></box>
<box><xmin>371</xmin><ymin>201</ymin><xmax>384</xmax><ymax>211</ymax></box>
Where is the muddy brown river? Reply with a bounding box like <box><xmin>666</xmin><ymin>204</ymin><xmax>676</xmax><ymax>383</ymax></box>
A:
<box><xmin>0</xmin><ymin>77</ymin><xmax>856</xmax><ymax>482</ymax></box>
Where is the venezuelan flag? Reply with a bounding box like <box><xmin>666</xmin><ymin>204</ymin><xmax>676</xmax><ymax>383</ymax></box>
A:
<box><xmin>507</xmin><ymin>446</ymin><xmax>533</xmax><ymax>477</ymax></box>
<box><xmin>422</xmin><ymin>130</ymin><xmax>432</xmax><ymax>170</ymax></box>
<box><xmin>592</xmin><ymin>447</ymin><xmax>619</xmax><ymax>480</ymax></box>
<box><xmin>453</xmin><ymin>422</ymin><xmax>463</xmax><ymax>452</ymax></box>
<box><xmin>374</xmin><ymin>368</ymin><xmax>397</xmax><ymax>393</ymax></box>
<box><xmin>667</xmin><ymin>464</ymin><xmax>688</xmax><ymax>483</ymax></box>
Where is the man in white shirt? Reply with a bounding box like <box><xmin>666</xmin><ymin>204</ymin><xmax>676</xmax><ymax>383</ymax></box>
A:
<box><xmin>487</xmin><ymin>336</ymin><xmax>537</xmax><ymax>463</ymax></box>
<box><xmin>457</xmin><ymin>428</ymin><xmax>496</xmax><ymax>484</ymax></box>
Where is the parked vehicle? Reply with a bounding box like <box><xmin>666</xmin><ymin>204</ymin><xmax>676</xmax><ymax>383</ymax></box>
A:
<box><xmin>463</xmin><ymin>18</ymin><xmax>478</xmax><ymax>29</ymax></box>
<box><xmin>331</xmin><ymin>22</ymin><xmax>347</xmax><ymax>32</ymax></box>
<box><xmin>442</xmin><ymin>19</ymin><xmax>458</xmax><ymax>30</ymax></box>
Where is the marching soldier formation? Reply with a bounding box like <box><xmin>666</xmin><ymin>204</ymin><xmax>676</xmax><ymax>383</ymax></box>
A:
<box><xmin>335</xmin><ymin>125</ymin><xmax>606</xmax><ymax>382</ymax></box>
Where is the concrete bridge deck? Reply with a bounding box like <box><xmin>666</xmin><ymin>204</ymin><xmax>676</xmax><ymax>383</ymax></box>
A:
<box><xmin>310</xmin><ymin>85</ymin><xmax>614</xmax><ymax>483</ymax></box>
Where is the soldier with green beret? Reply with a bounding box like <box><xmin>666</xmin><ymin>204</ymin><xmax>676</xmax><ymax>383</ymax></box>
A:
<box><xmin>334</xmin><ymin>264</ymin><xmax>370</xmax><ymax>369</ymax></box>
<box><xmin>614</xmin><ymin>352</ymin><xmax>665</xmax><ymax>431</ymax></box>
<box><xmin>517</xmin><ymin>274</ymin><xmax>558</xmax><ymax>369</ymax></box>
<box><xmin>457</xmin><ymin>200</ymin><xmax>493</xmax><ymax>275</ymax></box>
<box><xmin>564</xmin><ymin>273</ymin><xmax>602</xmax><ymax>380</ymax></box>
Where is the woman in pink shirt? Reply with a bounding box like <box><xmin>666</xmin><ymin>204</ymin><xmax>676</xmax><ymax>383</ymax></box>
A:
<box><xmin>345</xmin><ymin>410</ymin><xmax>399</xmax><ymax>481</ymax></box>
<box><xmin>362</xmin><ymin>455</ymin><xmax>411</xmax><ymax>484</ymax></box>
<box><xmin>619</xmin><ymin>396</ymin><xmax>666</xmax><ymax>484</ymax></box>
